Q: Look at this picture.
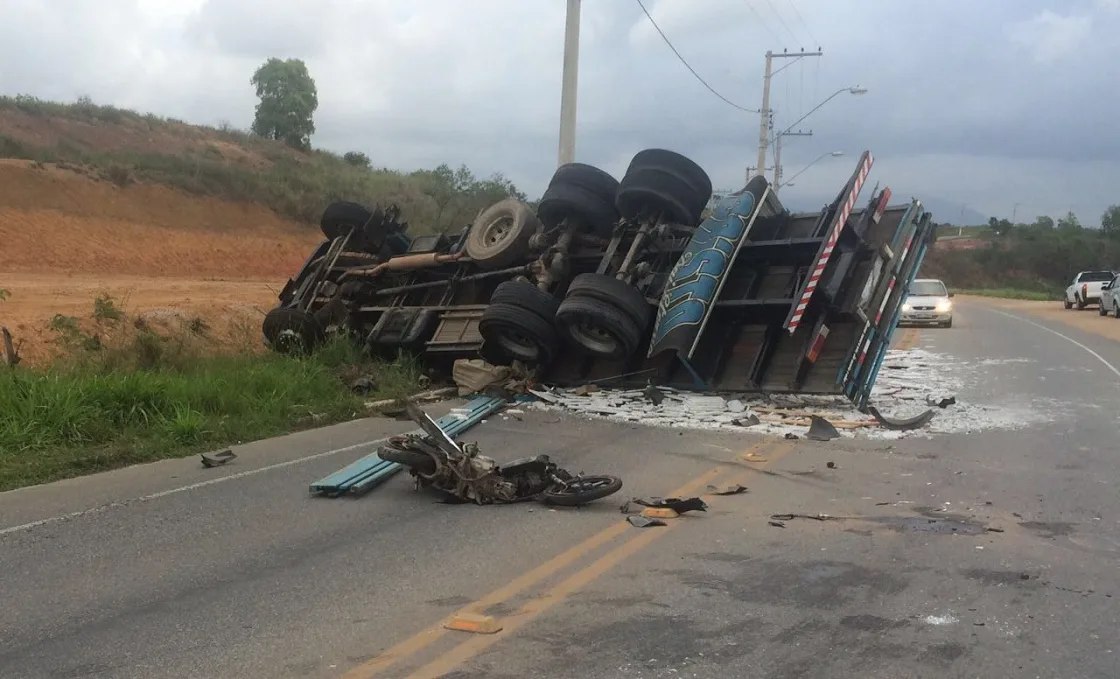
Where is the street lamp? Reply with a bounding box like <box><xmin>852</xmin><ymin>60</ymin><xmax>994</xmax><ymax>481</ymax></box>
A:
<box><xmin>771</xmin><ymin>86</ymin><xmax>867</xmax><ymax>145</ymax></box>
<box><xmin>777</xmin><ymin>151</ymin><xmax>844</xmax><ymax>190</ymax></box>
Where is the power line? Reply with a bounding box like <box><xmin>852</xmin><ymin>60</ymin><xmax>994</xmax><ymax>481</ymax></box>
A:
<box><xmin>635</xmin><ymin>0</ymin><xmax>759</xmax><ymax>113</ymax></box>
<box><xmin>785</xmin><ymin>0</ymin><xmax>820</xmax><ymax>46</ymax></box>
<box><xmin>741</xmin><ymin>0</ymin><xmax>781</xmax><ymax>42</ymax></box>
<box><xmin>763</xmin><ymin>0</ymin><xmax>800</xmax><ymax>44</ymax></box>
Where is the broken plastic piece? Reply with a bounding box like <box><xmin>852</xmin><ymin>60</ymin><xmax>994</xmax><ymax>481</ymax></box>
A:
<box><xmin>443</xmin><ymin>613</ymin><xmax>503</xmax><ymax>634</ymax></box>
<box><xmin>866</xmin><ymin>405</ymin><xmax>935</xmax><ymax>431</ymax></box>
<box><xmin>200</xmin><ymin>449</ymin><xmax>236</xmax><ymax>468</ymax></box>
<box><xmin>628</xmin><ymin>515</ymin><xmax>667</xmax><ymax>528</ymax></box>
<box><xmin>632</xmin><ymin>497</ymin><xmax>708</xmax><ymax>514</ymax></box>
<box><xmin>707</xmin><ymin>483</ymin><xmax>748</xmax><ymax>496</ymax></box>
<box><xmin>926</xmin><ymin>395</ymin><xmax>957</xmax><ymax>409</ymax></box>
<box><xmin>641</xmin><ymin>507</ymin><xmax>679</xmax><ymax>519</ymax></box>
<box><xmin>806</xmin><ymin>415</ymin><xmax>841</xmax><ymax>441</ymax></box>
<box><xmin>733</xmin><ymin>414</ymin><xmax>761</xmax><ymax>427</ymax></box>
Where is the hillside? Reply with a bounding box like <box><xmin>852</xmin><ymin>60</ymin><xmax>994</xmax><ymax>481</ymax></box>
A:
<box><xmin>0</xmin><ymin>95</ymin><xmax>526</xmax><ymax>278</ymax></box>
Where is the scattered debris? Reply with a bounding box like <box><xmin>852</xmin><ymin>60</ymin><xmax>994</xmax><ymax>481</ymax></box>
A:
<box><xmin>365</xmin><ymin>387</ymin><xmax>458</xmax><ymax>412</ymax></box>
<box><xmin>826</xmin><ymin>461</ymin><xmax>837</xmax><ymax>469</ymax></box>
<box><xmin>922</xmin><ymin>614</ymin><xmax>958</xmax><ymax>626</ymax></box>
<box><xmin>806</xmin><ymin>415</ymin><xmax>841</xmax><ymax>441</ymax></box>
<box><xmin>631</xmin><ymin>497</ymin><xmax>709</xmax><ymax>514</ymax></box>
<box><xmin>573</xmin><ymin>384</ymin><xmax>600</xmax><ymax>396</ymax></box>
<box><xmin>451</xmin><ymin>359</ymin><xmax>512</xmax><ymax>396</ymax></box>
<box><xmin>628</xmin><ymin>515</ymin><xmax>667</xmax><ymax>528</ymax></box>
<box><xmin>986</xmin><ymin>527</ymin><xmax>1005</xmax><ymax>533</ymax></box>
<box><xmin>733</xmin><ymin>414</ymin><xmax>761</xmax><ymax>427</ymax></box>
<box><xmin>926</xmin><ymin>395</ymin><xmax>957</xmax><ymax>409</ymax></box>
<box><xmin>377</xmin><ymin>402</ymin><xmax>623</xmax><ymax>507</ymax></box>
<box><xmin>770</xmin><ymin>513</ymin><xmax>837</xmax><ymax>522</ymax></box>
<box><xmin>867</xmin><ymin>405</ymin><xmax>936</xmax><ymax>431</ymax></box>
<box><xmin>641</xmin><ymin>507</ymin><xmax>679</xmax><ymax>519</ymax></box>
<box><xmin>768</xmin><ymin>520</ymin><xmax>786</xmax><ymax>528</ymax></box>
<box><xmin>707</xmin><ymin>483</ymin><xmax>748</xmax><ymax>495</ymax></box>
<box><xmin>784</xmin><ymin>433</ymin><xmax>799</xmax><ymax>440</ymax></box>
<box><xmin>643</xmin><ymin>385</ymin><xmax>666</xmax><ymax>405</ymax></box>
<box><xmin>200</xmin><ymin>449</ymin><xmax>237</xmax><ymax>468</ymax></box>
<box><xmin>443</xmin><ymin>613</ymin><xmax>503</xmax><ymax>635</ymax></box>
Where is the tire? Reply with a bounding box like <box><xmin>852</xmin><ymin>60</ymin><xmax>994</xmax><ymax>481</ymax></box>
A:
<box><xmin>465</xmin><ymin>199</ymin><xmax>540</xmax><ymax>269</ymax></box>
<box><xmin>616</xmin><ymin>167</ymin><xmax>706</xmax><ymax>225</ymax></box>
<box><xmin>625</xmin><ymin>149</ymin><xmax>713</xmax><ymax>202</ymax></box>
<box><xmin>555</xmin><ymin>295</ymin><xmax>645</xmax><ymax>360</ymax></box>
<box><xmin>1099</xmin><ymin>304</ymin><xmax>1108</xmax><ymax>317</ymax></box>
<box><xmin>320</xmin><ymin>201</ymin><xmax>374</xmax><ymax>241</ymax></box>
<box><xmin>1064</xmin><ymin>297</ymin><xmax>1073</xmax><ymax>309</ymax></box>
<box><xmin>541</xmin><ymin>475</ymin><xmax>624</xmax><ymax>506</ymax></box>
<box><xmin>549</xmin><ymin>163</ymin><xmax>620</xmax><ymax>204</ymax></box>
<box><xmin>479</xmin><ymin>302</ymin><xmax>560</xmax><ymax>365</ymax></box>
<box><xmin>262</xmin><ymin>307</ymin><xmax>325</xmax><ymax>355</ymax></box>
<box><xmin>1077</xmin><ymin>296</ymin><xmax>1087</xmax><ymax>310</ymax></box>
<box><xmin>488</xmin><ymin>280</ymin><xmax>560</xmax><ymax>320</ymax></box>
<box><xmin>563</xmin><ymin>273</ymin><xmax>652</xmax><ymax>329</ymax></box>
<box><xmin>942</xmin><ymin>319</ymin><xmax>953</xmax><ymax>328</ymax></box>
<box><xmin>537</xmin><ymin>183</ymin><xmax>620</xmax><ymax>236</ymax></box>
<box><xmin>378</xmin><ymin>443</ymin><xmax>437</xmax><ymax>474</ymax></box>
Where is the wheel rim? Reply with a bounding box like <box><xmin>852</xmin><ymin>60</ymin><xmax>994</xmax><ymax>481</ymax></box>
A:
<box><xmin>557</xmin><ymin>477</ymin><xmax>615</xmax><ymax>495</ymax></box>
<box><xmin>274</xmin><ymin>328</ymin><xmax>307</xmax><ymax>354</ymax></box>
<box><xmin>568</xmin><ymin>320</ymin><xmax>619</xmax><ymax>355</ymax></box>
<box><xmin>482</xmin><ymin>216</ymin><xmax>514</xmax><ymax>247</ymax></box>
<box><xmin>496</xmin><ymin>327</ymin><xmax>541</xmax><ymax>360</ymax></box>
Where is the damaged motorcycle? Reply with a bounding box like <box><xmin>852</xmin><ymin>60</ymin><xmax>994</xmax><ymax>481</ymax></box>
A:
<box><xmin>379</xmin><ymin>402</ymin><xmax>623</xmax><ymax>506</ymax></box>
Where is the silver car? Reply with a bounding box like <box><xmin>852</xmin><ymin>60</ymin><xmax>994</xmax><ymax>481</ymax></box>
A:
<box><xmin>899</xmin><ymin>278</ymin><xmax>954</xmax><ymax>328</ymax></box>
<box><xmin>1099</xmin><ymin>273</ymin><xmax>1120</xmax><ymax>317</ymax></box>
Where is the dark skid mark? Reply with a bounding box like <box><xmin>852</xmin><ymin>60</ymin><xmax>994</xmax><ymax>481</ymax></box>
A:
<box><xmin>426</xmin><ymin>594</ymin><xmax>474</xmax><ymax>607</ymax></box>
<box><xmin>962</xmin><ymin>568</ymin><xmax>1041</xmax><ymax>588</ymax></box>
<box><xmin>1020</xmin><ymin>521</ymin><xmax>1076</xmax><ymax>538</ymax></box>
<box><xmin>863</xmin><ymin>515</ymin><xmax>988</xmax><ymax>535</ymax></box>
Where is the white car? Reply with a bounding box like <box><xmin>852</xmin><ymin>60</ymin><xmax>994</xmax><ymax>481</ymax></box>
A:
<box><xmin>899</xmin><ymin>278</ymin><xmax>954</xmax><ymax>328</ymax></box>
<box><xmin>1064</xmin><ymin>270</ymin><xmax>1115</xmax><ymax>310</ymax></box>
<box><xmin>1099</xmin><ymin>273</ymin><xmax>1120</xmax><ymax>317</ymax></box>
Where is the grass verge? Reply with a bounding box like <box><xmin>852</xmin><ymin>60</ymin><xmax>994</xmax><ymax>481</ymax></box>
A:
<box><xmin>953</xmin><ymin>288</ymin><xmax>1055</xmax><ymax>301</ymax></box>
<box><xmin>0</xmin><ymin>295</ymin><xmax>423</xmax><ymax>492</ymax></box>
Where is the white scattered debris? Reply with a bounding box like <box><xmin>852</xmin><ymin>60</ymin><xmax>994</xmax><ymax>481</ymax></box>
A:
<box><xmin>923</xmin><ymin>613</ymin><xmax>958</xmax><ymax>626</ymax></box>
<box><xmin>526</xmin><ymin>348</ymin><xmax>1053</xmax><ymax>440</ymax></box>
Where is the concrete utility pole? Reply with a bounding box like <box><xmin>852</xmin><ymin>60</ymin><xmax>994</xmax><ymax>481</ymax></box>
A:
<box><xmin>756</xmin><ymin>48</ymin><xmax>822</xmax><ymax>180</ymax></box>
<box><xmin>772</xmin><ymin>130</ymin><xmax>813</xmax><ymax>193</ymax></box>
<box><xmin>557</xmin><ymin>0</ymin><xmax>581</xmax><ymax>167</ymax></box>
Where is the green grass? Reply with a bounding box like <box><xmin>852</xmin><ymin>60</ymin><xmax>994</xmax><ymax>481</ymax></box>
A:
<box><xmin>0</xmin><ymin>303</ymin><xmax>424</xmax><ymax>491</ymax></box>
<box><xmin>952</xmin><ymin>288</ymin><xmax>1055</xmax><ymax>301</ymax></box>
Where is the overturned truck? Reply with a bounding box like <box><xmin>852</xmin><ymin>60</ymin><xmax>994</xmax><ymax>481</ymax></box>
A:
<box><xmin>263</xmin><ymin>149</ymin><xmax>935</xmax><ymax>411</ymax></box>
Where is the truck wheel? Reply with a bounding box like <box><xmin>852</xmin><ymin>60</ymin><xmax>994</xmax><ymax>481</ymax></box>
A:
<box><xmin>479</xmin><ymin>282</ymin><xmax>560</xmax><ymax>365</ymax></box>
<box><xmin>1076</xmin><ymin>296</ymin><xmax>1087</xmax><ymax>310</ymax></box>
<box><xmin>562</xmin><ymin>273</ymin><xmax>652</xmax><ymax>329</ymax></box>
<box><xmin>537</xmin><ymin>182</ymin><xmax>620</xmax><ymax>237</ymax></box>
<box><xmin>616</xmin><ymin>150</ymin><xmax>710</xmax><ymax>225</ymax></box>
<box><xmin>624</xmin><ymin>149</ymin><xmax>714</xmax><ymax>203</ymax></box>
<box><xmin>262</xmin><ymin>307</ymin><xmax>325</xmax><ymax>355</ymax></box>
<box><xmin>465</xmin><ymin>199</ymin><xmax>540</xmax><ymax>270</ymax></box>
<box><xmin>320</xmin><ymin>201</ymin><xmax>373</xmax><ymax>242</ymax></box>
<box><xmin>556</xmin><ymin>296</ymin><xmax>643</xmax><ymax>361</ymax></box>
<box><xmin>549</xmin><ymin>163</ymin><xmax>620</xmax><ymax>205</ymax></box>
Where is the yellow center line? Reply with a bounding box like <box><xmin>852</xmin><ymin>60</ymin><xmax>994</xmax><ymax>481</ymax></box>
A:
<box><xmin>342</xmin><ymin>438</ymin><xmax>787</xmax><ymax>679</ymax></box>
<box><xmin>398</xmin><ymin>440</ymin><xmax>795</xmax><ymax>679</ymax></box>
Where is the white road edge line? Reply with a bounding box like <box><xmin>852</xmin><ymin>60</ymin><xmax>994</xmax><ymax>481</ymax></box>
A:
<box><xmin>986</xmin><ymin>308</ymin><xmax>1120</xmax><ymax>380</ymax></box>
<box><xmin>0</xmin><ymin>439</ymin><xmax>385</xmax><ymax>538</ymax></box>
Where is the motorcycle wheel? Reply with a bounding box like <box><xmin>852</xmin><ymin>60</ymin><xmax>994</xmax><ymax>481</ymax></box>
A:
<box><xmin>378</xmin><ymin>444</ymin><xmax>437</xmax><ymax>474</ymax></box>
<box><xmin>540</xmin><ymin>475</ymin><xmax>624</xmax><ymax>507</ymax></box>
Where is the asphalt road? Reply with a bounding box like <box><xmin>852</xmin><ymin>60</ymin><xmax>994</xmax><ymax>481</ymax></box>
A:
<box><xmin>2</xmin><ymin>297</ymin><xmax>1119</xmax><ymax>679</ymax></box>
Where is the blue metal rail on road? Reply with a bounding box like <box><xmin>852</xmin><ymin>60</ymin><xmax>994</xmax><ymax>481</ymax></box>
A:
<box><xmin>309</xmin><ymin>395</ymin><xmax>507</xmax><ymax>497</ymax></box>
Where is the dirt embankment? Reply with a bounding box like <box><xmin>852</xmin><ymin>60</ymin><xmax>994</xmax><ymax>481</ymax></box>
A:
<box><xmin>0</xmin><ymin>160</ymin><xmax>323</xmax><ymax>364</ymax></box>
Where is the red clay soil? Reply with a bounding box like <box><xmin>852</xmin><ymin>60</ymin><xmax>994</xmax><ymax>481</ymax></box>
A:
<box><xmin>0</xmin><ymin>160</ymin><xmax>322</xmax><ymax>278</ymax></box>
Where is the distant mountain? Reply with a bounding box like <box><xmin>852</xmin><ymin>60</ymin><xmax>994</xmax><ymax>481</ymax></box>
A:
<box><xmin>777</xmin><ymin>193</ymin><xmax>989</xmax><ymax>227</ymax></box>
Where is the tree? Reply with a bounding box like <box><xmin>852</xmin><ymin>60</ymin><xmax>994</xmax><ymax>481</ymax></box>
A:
<box><xmin>250</xmin><ymin>58</ymin><xmax>318</xmax><ymax>151</ymax></box>
<box><xmin>343</xmin><ymin>151</ymin><xmax>371</xmax><ymax>168</ymax></box>
<box><xmin>411</xmin><ymin>164</ymin><xmax>527</xmax><ymax>231</ymax></box>
<box><xmin>988</xmin><ymin>216</ymin><xmax>1013</xmax><ymax>236</ymax></box>
<box><xmin>1057</xmin><ymin>211</ymin><xmax>1081</xmax><ymax>231</ymax></box>
<box><xmin>1032</xmin><ymin>215</ymin><xmax>1054</xmax><ymax>230</ymax></box>
<box><xmin>1101</xmin><ymin>205</ymin><xmax>1120</xmax><ymax>237</ymax></box>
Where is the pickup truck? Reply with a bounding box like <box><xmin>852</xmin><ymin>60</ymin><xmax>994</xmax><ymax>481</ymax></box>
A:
<box><xmin>1064</xmin><ymin>270</ymin><xmax>1116</xmax><ymax>309</ymax></box>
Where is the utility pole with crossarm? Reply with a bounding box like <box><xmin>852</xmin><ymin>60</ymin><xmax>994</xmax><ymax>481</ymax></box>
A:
<box><xmin>756</xmin><ymin>48</ymin><xmax>823</xmax><ymax>181</ymax></box>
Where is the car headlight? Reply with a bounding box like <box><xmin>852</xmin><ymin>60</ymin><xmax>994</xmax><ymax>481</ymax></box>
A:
<box><xmin>935</xmin><ymin>300</ymin><xmax>952</xmax><ymax>312</ymax></box>
<box><xmin>902</xmin><ymin>303</ymin><xmax>912</xmax><ymax>312</ymax></box>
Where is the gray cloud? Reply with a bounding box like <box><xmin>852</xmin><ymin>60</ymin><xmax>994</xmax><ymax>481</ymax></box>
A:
<box><xmin>0</xmin><ymin>0</ymin><xmax>1117</xmax><ymax>225</ymax></box>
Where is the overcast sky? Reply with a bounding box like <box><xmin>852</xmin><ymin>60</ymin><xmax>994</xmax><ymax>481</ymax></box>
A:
<box><xmin>1</xmin><ymin>0</ymin><xmax>1117</xmax><ymax>225</ymax></box>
